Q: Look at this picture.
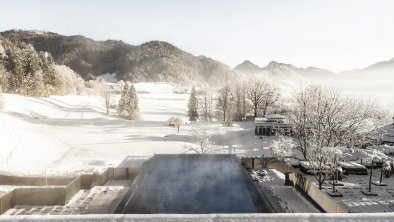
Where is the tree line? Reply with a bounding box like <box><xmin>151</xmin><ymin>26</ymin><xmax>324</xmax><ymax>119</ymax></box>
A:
<box><xmin>187</xmin><ymin>79</ymin><xmax>281</xmax><ymax>122</ymax></box>
<box><xmin>0</xmin><ymin>37</ymin><xmax>81</xmax><ymax>97</ymax></box>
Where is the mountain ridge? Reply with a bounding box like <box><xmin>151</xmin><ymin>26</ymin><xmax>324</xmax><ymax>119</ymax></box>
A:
<box><xmin>2</xmin><ymin>29</ymin><xmax>393</xmax><ymax>83</ymax></box>
<box><xmin>0</xmin><ymin>30</ymin><xmax>235</xmax><ymax>85</ymax></box>
<box><xmin>233</xmin><ymin>60</ymin><xmax>337</xmax><ymax>79</ymax></box>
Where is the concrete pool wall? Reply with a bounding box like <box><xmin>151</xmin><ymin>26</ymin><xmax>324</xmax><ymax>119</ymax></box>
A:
<box><xmin>118</xmin><ymin>154</ymin><xmax>280</xmax><ymax>214</ymax></box>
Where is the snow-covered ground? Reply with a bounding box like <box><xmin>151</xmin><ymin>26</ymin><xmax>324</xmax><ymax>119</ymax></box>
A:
<box><xmin>250</xmin><ymin>169</ymin><xmax>321</xmax><ymax>213</ymax></box>
<box><xmin>306</xmin><ymin>169</ymin><xmax>394</xmax><ymax>213</ymax></box>
<box><xmin>0</xmin><ymin>82</ymin><xmax>272</xmax><ymax>176</ymax></box>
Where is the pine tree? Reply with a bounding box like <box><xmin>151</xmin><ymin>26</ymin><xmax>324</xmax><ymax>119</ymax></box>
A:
<box><xmin>4</xmin><ymin>47</ymin><xmax>23</xmax><ymax>92</ymax></box>
<box><xmin>118</xmin><ymin>84</ymin><xmax>139</xmax><ymax>120</ymax></box>
<box><xmin>39</xmin><ymin>51</ymin><xmax>60</xmax><ymax>95</ymax></box>
<box><xmin>20</xmin><ymin>45</ymin><xmax>45</xmax><ymax>97</ymax></box>
<box><xmin>0</xmin><ymin>85</ymin><xmax>4</xmax><ymax>110</ymax></box>
<box><xmin>188</xmin><ymin>86</ymin><xmax>199</xmax><ymax>122</ymax></box>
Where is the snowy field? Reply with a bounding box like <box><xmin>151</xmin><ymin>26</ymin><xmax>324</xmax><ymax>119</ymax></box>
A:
<box><xmin>0</xmin><ymin>81</ymin><xmax>392</xmax><ymax>176</ymax></box>
<box><xmin>0</xmin><ymin>82</ymin><xmax>271</xmax><ymax>176</ymax></box>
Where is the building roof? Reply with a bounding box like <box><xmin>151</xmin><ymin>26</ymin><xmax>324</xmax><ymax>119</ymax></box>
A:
<box><xmin>264</xmin><ymin>114</ymin><xmax>286</xmax><ymax>119</ymax></box>
<box><xmin>255</xmin><ymin>117</ymin><xmax>268</xmax><ymax>124</ymax></box>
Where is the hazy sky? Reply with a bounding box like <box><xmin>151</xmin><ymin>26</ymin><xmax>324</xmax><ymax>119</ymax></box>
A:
<box><xmin>1</xmin><ymin>0</ymin><xmax>394</xmax><ymax>72</ymax></box>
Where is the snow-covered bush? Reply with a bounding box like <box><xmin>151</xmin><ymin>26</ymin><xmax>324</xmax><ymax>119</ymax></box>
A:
<box><xmin>120</xmin><ymin>110</ymin><xmax>129</xmax><ymax>118</ymax></box>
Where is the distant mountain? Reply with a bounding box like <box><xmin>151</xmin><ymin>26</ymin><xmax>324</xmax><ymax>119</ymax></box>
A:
<box><xmin>233</xmin><ymin>60</ymin><xmax>261</xmax><ymax>74</ymax></box>
<box><xmin>365</xmin><ymin>58</ymin><xmax>394</xmax><ymax>71</ymax></box>
<box><xmin>0</xmin><ymin>30</ymin><xmax>235</xmax><ymax>84</ymax></box>
<box><xmin>233</xmin><ymin>60</ymin><xmax>337</xmax><ymax>79</ymax></box>
<box><xmin>340</xmin><ymin>58</ymin><xmax>394</xmax><ymax>79</ymax></box>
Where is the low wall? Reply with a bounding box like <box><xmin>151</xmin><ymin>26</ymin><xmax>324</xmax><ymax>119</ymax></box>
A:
<box><xmin>0</xmin><ymin>167</ymin><xmax>141</xmax><ymax>214</ymax></box>
<box><xmin>80</xmin><ymin>167</ymin><xmax>140</xmax><ymax>189</ymax></box>
<box><xmin>65</xmin><ymin>177</ymin><xmax>81</xmax><ymax>202</ymax></box>
<box><xmin>240</xmin><ymin>157</ymin><xmax>264</xmax><ymax>169</ymax></box>
<box><xmin>0</xmin><ymin>191</ymin><xmax>13</xmax><ymax>214</ymax></box>
<box><xmin>0</xmin><ymin>175</ymin><xmax>73</xmax><ymax>186</ymax></box>
<box><xmin>266</xmin><ymin>160</ymin><xmax>348</xmax><ymax>213</ymax></box>
<box><xmin>13</xmin><ymin>187</ymin><xmax>65</xmax><ymax>206</ymax></box>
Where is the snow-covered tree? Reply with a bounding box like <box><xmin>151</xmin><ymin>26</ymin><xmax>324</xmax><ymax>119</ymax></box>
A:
<box><xmin>289</xmin><ymin>85</ymin><xmax>388</xmax><ymax>160</ymax></box>
<box><xmin>260</xmin><ymin>82</ymin><xmax>280</xmax><ymax>116</ymax></box>
<box><xmin>269</xmin><ymin>135</ymin><xmax>296</xmax><ymax>160</ymax></box>
<box><xmin>0</xmin><ymin>85</ymin><xmax>4</xmax><ymax>111</ymax></box>
<box><xmin>288</xmin><ymin>85</ymin><xmax>389</xmax><ymax>189</ymax></box>
<box><xmin>118</xmin><ymin>84</ymin><xmax>139</xmax><ymax>120</ymax></box>
<box><xmin>39</xmin><ymin>51</ymin><xmax>60</xmax><ymax>95</ymax></box>
<box><xmin>103</xmin><ymin>87</ymin><xmax>112</xmax><ymax>114</ymax></box>
<box><xmin>185</xmin><ymin>124</ymin><xmax>216</xmax><ymax>154</ymax></box>
<box><xmin>306</xmin><ymin>146</ymin><xmax>343</xmax><ymax>190</ymax></box>
<box><xmin>188</xmin><ymin>86</ymin><xmax>199</xmax><ymax>122</ymax></box>
<box><xmin>18</xmin><ymin>45</ymin><xmax>46</xmax><ymax>96</ymax></box>
<box><xmin>246</xmin><ymin>79</ymin><xmax>279</xmax><ymax>117</ymax></box>
<box><xmin>216</xmin><ymin>84</ymin><xmax>234</xmax><ymax>122</ymax></box>
<box><xmin>0</xmin><ymin>59</ymin><xmax>7</xmax><ymax>91</ymax></box>
<box><xmin>173</xmin><ymin>117</ymin><xmax>183</xmax><ymax>133</ymax></box>
<box><xmin>233</xmin><ymin>84</ymin><xmax>246</xmax><ymax>121</ymax></box>
<box><xmin>4</xmin><ymin>46</ymin><xmax>23</xmax><ymax>93</ymax></box>
<box><xmin>198</xmin><ymin>88</ymin><xmax>214</xmax><ymax>122</ymax></box>
<box><xmin>53</xmin><ymin>65</ymin><xmax>85</xmax><ymax>95</ymax></box>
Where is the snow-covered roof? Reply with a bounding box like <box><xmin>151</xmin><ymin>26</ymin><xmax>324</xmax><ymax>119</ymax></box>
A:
<box><xmin>339</xmin><ymin>161</ymin><xmax>366</xmax><ymax>169</ymax></box>
<box><xmin>255</xmin><ymin>117</ymin><xmax>268</xmax><ymax>124</ymax></box>
<box><xmin>264</xmin><ymin>114</ymin><xmax>286</xmax><ymax>119</ymax></box>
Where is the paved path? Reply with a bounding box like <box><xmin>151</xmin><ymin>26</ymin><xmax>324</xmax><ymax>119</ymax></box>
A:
<box><xmin>272</xmin><ymin>185</ymin><xmax>321</xmax><ymax>213</ymax></box>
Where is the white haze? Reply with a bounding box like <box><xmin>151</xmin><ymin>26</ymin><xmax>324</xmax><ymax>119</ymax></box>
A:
<box><xmin>236</xmin><ymin>71</ymin><xmax>394</xmax><ymax>115</ymax></box>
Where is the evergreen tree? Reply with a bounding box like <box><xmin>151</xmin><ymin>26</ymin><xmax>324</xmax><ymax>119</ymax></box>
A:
<box><xmin>20</xmin><ymin>45</ymin><xmax>45</xmax><ymax>97</ymax></box>
<box><xmin>39</xmin><ymin>51</ymin><xmax>60</xmax><ymax>94</ymax></box>
<box><xmin>0</xmin><ymin>85</ymin><xmax>4</xmax><ymax>110</ymax></box>
<box><xmin>4</xmin><ymin>47</ymin><xmax>23</xmax><ymax>92</ymax></box>
<box><xmin>188</xmin><ymin>86</ymin><xmax>199</xmax><ymax>122</ymax></box>
<box><xmin>118</xmin><ymin>83</ymin><xmax>139</xmax><ymax>120</ymax></box>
